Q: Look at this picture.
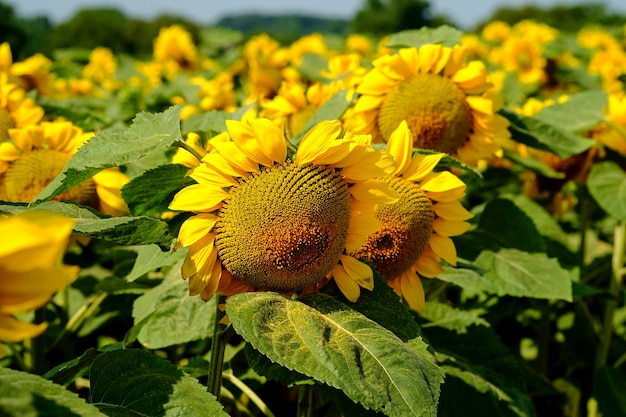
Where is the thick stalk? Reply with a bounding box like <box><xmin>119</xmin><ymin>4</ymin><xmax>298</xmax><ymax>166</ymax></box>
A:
<box><xmin>174</xmin><ymin>139</ymin><xmax>204</xmax><ymax>162</ymax></box>
<box><xmin>207</xmin><ymin>295</ymin><xmax>229</xmax><ymax>398</ymax></box>
<box><xmin>594</xmin><ymin>222</ymin><xmax>626</xmax><ymax>369</ymax></box>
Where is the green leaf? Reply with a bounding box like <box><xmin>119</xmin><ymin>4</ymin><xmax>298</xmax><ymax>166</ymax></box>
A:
<box><xmin>227</xmin><ymin>292</ymin><xmax>444</xmax><ymax>417</ymax></box>
<box><xmin>44</xmin><ymin>348</ymin><xmax>105</xmax><ymax>387</ymax></box>
<box><xmin>593</xmin><ymin>366</ymin><xmax>626</xmax><ymax>417</ymax></box>
<box><xmin>131</xmin><ymin>257</ymin><xmax>216</xmax><ymax>349</ymax></box>
<box><xmin>426</xmin><ymin>326</ymin><xmax>536</xmax><ymax>417</ymax></box>
<box><xmin>420</xmin><ymin>302</ymin><xmax>489</xmax><ymax>334</ymax></box>
<box><xmin>122</xmin><ymin>164</ymin><xmax>195</xmax><ymax>217</ymax></box>
<box><xmin>298</xmin><ymin>53</ymin><xmax>331</xmax><ymax>82</ymax></box>
<box><xmin>478</xmin><ymin>197</ymin><xmax>546</xmax><ymax>253</ymax></box>
<box><xmin>126</xmin><ymin>245</ymin><xmax>188</xmax><ymax>282</ymax></box>
<box><xmin>438</xmin><ymin>248</ymin><xmax>573</xmax><ymax>301</ymax></box>
<box><xmin>34</xmin><ymin>105</ymin><xmax>183</xmax><ymax>202</ymax></box>
<box><xmin>534</xmin><ymin>90</ymin><xmax>607</xmax><ymax>134</ymax></box>
<box><xmin>502</xmin><ymin>108</ymin><xmax>595</xmax><ymax>159</ymax></box>
<box><xmin>588</xmin><ymin>161</ymin><xmax>626</xmax><ymax>221</ymax></box>
<box><xmin>291</xmin><ymin>89</ymin><xmax>352</xmax><ymax>146</ymax></box>
<box><xmin>503</xmin><ymin>149</ymin><xmax>565</xmax><ymax>179</ymax></box>
<box><xmin>0</xmin><ymin>367</ymin><xmax>107</xmax><ymax>417</ymax></box>
<box><xmin>0</xmin><ymin>201</ymin><xmax>172</xmax><ymax>246</ymax></box>
<box><xmin>89</xmin><ymin>349</ymin><xmax>228</xmax><ymax>417</ymax></box>
<box><xmin>181</xmin><ymin>110</ymin><xmax>228</xmax><ymax>135</ymax></box>
<box><xmin>386</xmin><ymin>25</ymin><xmax>463</xmax><ymax>48</ymax></box>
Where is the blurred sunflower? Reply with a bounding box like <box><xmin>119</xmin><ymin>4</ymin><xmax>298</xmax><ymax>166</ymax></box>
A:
<box><xmin>0</xmin><ymin>212</ymin><xmax>78</xmax><ymax>343</ymax></box>
<box><xmin>0</xmin><ymin>73</ymin><xmax>44</xmax><ymax>139</ymax></box>
<box><xmin>591</xmin><ymin>93</ymin><xmax>626</xmax><ymax>154</ymax></box>
<box><xmin>153</xmin><ymin>25</ymin><xmax>200</xmax><ymax>72</ymax></box>
<box><xmin>0</xmin><ymin>121</ymin><xmax>129</xmax><ymax>216</ymax></box>
<box><xmin>352</xmin><ymin>121</ymin><xmax>471</xmax><ymax>311</ymax></box>
<box><xmin>169</xmin><ymin>118</ymin><xmax>398</xmax><ymax>303</ymax></box>
<box><xmin>347</xmin><ymin>44</ymin><xmax>510</xmax><ymax>165</ymax></box>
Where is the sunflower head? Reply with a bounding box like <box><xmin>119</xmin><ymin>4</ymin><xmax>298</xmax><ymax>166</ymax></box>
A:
<box><xmin>352</xmin><ymin>122</ymin><xmax>472</xmax><ymax>311</ymax></box>
<box><xmin>348</xmin><ymin>44</ymin><xmax>509</xmax><ymax>165</ymax></box>
<box><xmin>169</xmin><ymin>118</ymin><xmax>398</xmax><ymax>303</ymax></box>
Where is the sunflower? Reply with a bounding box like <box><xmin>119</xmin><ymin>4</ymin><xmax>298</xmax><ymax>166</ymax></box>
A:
<box><xmin>347</xmin><ymin>44</ymin><xmax>510</xmax><ymax>166</ymax></box>
<box><xmin>0</xmin><ymin>121</ymin><xmax>129</xmax><ymax>216</ymax></box>
<box><xmin>352</xmin><ymin>121</ymin><xmax>472</xmax><ymax>311</ymax></box>
<box><xmin>0</xmin><ymin>211</ymin><xmax>78</xmax><ymax>343</ymax></box>
<box><xmin>0</xmin><ymin>73</ymin><xmax>44</xmax><ymax>140</ymax></box>
<box><xmin>592</xmin><ymin>93</ymin><xmax>626</xmax><ymax>154</ymax></box>
<box><xmin>169</xmin><ymin>118</ymin><xmax>398</xmax><ymax>303</ymax></box>
<box><xmin>153</xmin><ymin>25</ymin><xmax>200</xmax><ymax>72</ymax></box>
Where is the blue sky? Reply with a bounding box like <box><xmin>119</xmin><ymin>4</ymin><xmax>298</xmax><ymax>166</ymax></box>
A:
<box><xmin>9</xmin><ymin>0</ymin><xmax>626</xmax><ymax>29</ymax></box>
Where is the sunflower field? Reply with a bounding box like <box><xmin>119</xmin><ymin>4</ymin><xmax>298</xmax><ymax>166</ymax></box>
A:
<box><xmin>1</xmin><ymin>17</ymin><xmax>626</xmax><ymax>417</ymax></box>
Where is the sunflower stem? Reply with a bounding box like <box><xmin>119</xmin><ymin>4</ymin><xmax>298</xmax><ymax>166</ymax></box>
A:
<box><xmin>297</xmin><ymin>384</ymin><xmax>315</xmax><ymax>417</ymax></box>
<box><xmin>223</xmin><ymin>370</ymin><xmax>276</xmax><ymax>417</ymax></box>
<box><xmin>174</xmin><ymin>139</ymin><xmax>204</xmax><ymax>162</ymax></box>
<box><xmin>207</xmin><ymin>295</ymin><xmax>229</xmax><ymax>398</ymax></box>
<box><xmin>31</xmin><ymin>308</ymin><xmax>47</xmax><ymax>374</ymax></box>
<box><xmin>594</xmin><ymin>221</ymin><xmax>625</xmax><ymax>369</ymax></box>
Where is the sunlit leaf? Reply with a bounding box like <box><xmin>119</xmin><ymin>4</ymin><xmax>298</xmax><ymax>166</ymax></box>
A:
<box><xmin>227</xmin><ymin>291</ymin><xmax>444</xmax><ymax>417</ymax></box>
<box><xmin>0</xmin><ymin>367</ymin><xmax>106</xmax><ymax>417</ymax></box>
<box><xmin>89</xmin><ymin>349</ymin><xmax>228</xmax><ymax>416</ymax></box>
<box><xmin>34</xmin><ymin>105</ymin><xmax>183</xmax><ymax>202</ymax></box>
<box><xmin>387</xmin><ymin>25</ymin><xmax>463</xmax><ymax>48</ymax></box>
<box><xmin>588</xmin><ymin>161</ymin><xmax>626</xmax><ymax>221</ymax></box>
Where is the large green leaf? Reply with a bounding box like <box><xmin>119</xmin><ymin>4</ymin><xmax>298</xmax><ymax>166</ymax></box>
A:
<box><xmin>34</xmin><ymin>105</ymin><xmax>183</xmax><ymax>202</ymax></box>
<box><xmin>593</xmin><ymin>366</ymin><xmax>626</xmax><ymax>417</ymax></box>
<box><xmin>181</xmin><ymin>110</ymin><xmax>228</xmax><ymax>135</ymax></box>
<box><xmin>89</xmin><ymin>349</ymin><xmax>228</xmax><ymax>417</ymax></box>
<box><xmin>438</xmin><ymin>249</ymin><xmax>572</xmax><ymax>301</ymax></box>
<box><xmin>502</xmin><ymin>109</ymin><xmax>595</xmax><ymax>159</ymax></box>
<box><xmin>478</xmin><ymin>197</ymin><xmax>546</xmax><ymax>253</ymax></box>
<box><xmin>227</xmin><ymin>292</ymin><xmax>444</xmax><ymax>417</ymax></box>
<box><xmin>386</xmin><ymin>25</ymin><xmax>463</xmax><ymax>48</ymax></box>
<box><xmin>0</xmin><ymin>201</ymin><xmax>172</xmax><ymax>246</ymax></box>
<box><xmin>122</xmin><ymin>164</ymin><xmax>195</xmax><ymax>217</ymax></box>
<box><xmin>291</xmin><ymin>89</ymin><xmax>352</xmax><ymax>146</ymax></box>
<box><xmin>0</xmin><ymin>367</ymin><xmax>107</xmax><ymax>417</ymax></box>
<box><xmin>131</xmin><ymin>257</ymin><xmax>216</xmax><ymax>349</ymax></box>
<box><xmin>420</xmin><ymin>302</ymin><xmax>489</xmax><ymax>334</ymax></box>
<box><xmin>425</xmin><ymin>326</ymin><xmax>537</xmax><ymax>417</ymax></box>
<box><xmin>126</xmin><ymin>245</ymin><xmax>188</xmax><ymax>282</ymax></box>
<box><xmin>588</xmin><ymin>161</ymin><xmax>626</xmax><ymax>221</ymax></box>
<box><xmin>534</xmin><ymin>90</ymin><xmax>607</xmax><ymax>134</ymax></box>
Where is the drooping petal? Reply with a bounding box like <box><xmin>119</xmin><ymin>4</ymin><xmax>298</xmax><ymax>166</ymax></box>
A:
<box><xmin>349</xmin><ymin>179</ymin><xmax>399</xmax><ymax>204</ymax></box>
<box><xmin>331</xmin><ymin>263</ymin><xmax>361</xmax><ymax>303</ymax></box>
<box><xmin>177</xmin><ymin>214</ymin><xmax>219</xmax><ymax>247</ymax></box>
<box><xmin>339</xmin><ymin>254</ymin><xmax>374</xmax><ymax>291</ymax></box>
<box><xmin>0</xmin><ymin>314</ymin><xmax>48</xmax><ymax>343</ymax></box>
<box><xmin>399</xmin><ymin>270</ymin><xmax>426</xmax><ymax>312</ymax></box>
<box><xmin>421</xmin><ymin>171</ymin><xmax>466</xmax><ymax>202</ymax></box>
<box><xmin>414</xmin><ymin>246</ymin><xmax>444</xmax><ymax>278</ymax></box>
<box><xmin>226</xmin><ymin>119</ymin><xmax>273</xmax><ymax>167</ymax></box>
<box><xmin>386</xmin><ymin>120</ymin><xmax>413</xmax><ymax>176</ymax></box>
<box><xmin>168</xmin><ymin>184</ymin><xmax>228</xmax><ymax>213</ymax></box>
<box><xmin>249</xmin><ymin>118</ymin><xmax>287</xmax><ymax>164</ymax></box>
<box><xmin>401</xmin><ymin>153</ymin><xmax>444</xmax><ymax>183</ymax></box>
<box><xmin>357</xmin><ymin>68</ymin><xmax>397</xmax><ymax>95</ymax></box>
<box><xmin>345</xmin><ymin>199</ymin><xmax>379</xmax><ymax>252</ymax></box>
<box><xmin>189</xmin><ymin>163</ymin><xmax>238</xmax><ymax>187</ymax></box>
<box><xmin>295</xmin><ymin>120</ymin><xmax>346</xmax><ymax>165</ymax></box>
<box><xmin>433</xmin><ymin>200</ymin><xmax>474</xmax><ymax>221</ymax></box>
<box><xmin>433</xmin><ymin>218</ymin><xmax>471</xmax><ymax>237</ymax></box>
<box><xmin>429</xmin><ymin>235</ymin><xmax>457</xmax><ymax>266</ymax></box>
<box><xmin>211</xmin><ymin>141</ymin><xmax>260</xmax><ymax>173</ymax></box>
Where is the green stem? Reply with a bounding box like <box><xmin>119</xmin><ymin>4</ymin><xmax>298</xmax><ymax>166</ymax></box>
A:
<box><xmin>535</xmin><ymin>301</ymin><xmax>552</xmax><ymax>375</ymax></box>
<box><xmin>594</xmin><ymin>222</ymin><xmax>626</xmax><ymax>369</ymax></box>
<box><xmin>47</xmin><ymin>292</ymin><xmax>108</xmax><ymax>353</ymax></box>
<box><xmin>297</xmin><ymin>385</ymin><xmax>315</xmax><ymax>417</ymax></box>
<box><xmin>31</xmin><ymin>308</ymin><xmax>47</xmax><ymax>374</ymax></box>
<box><xmin>222</xmin><ymin>370</ymin><xmax>276</xmax><ymax>417</ymax></box>
<box><xmin>578</xmin><ymin>190</ymin><xmax>592</xmax><ymax>277</ymax></box>
<box><xmin>207</xmin><ymin>295</ymin><xmax>229</xmax><ymax>398</ymax></box>
<box><xmin>174</xmin><ymin>139</ymin><xmax>204</xmax><ymax>162</ymax></box>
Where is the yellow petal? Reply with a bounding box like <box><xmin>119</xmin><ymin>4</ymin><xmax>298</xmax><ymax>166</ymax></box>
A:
<box><xmin>201</xmin><ymin>152</ymin><xmax>248</xmax><ymax>178</ymax></box>
<box><xmin>429</xmin><ymin>235</ymin><xmax>457</xmax><ymax>266</ymax></box>
<box><xmin>295</xmin><ymin>120</ymin><xmax>344</xmax><ymax>165</ymax></box>
<box><xmin>466</xmin><ymin>96</ymin><xmax>494</xmax><ymax>116</ymax></box>
<box><xmin>211</xmin><ymin>141</ymin><xmax>260</xmax><ymax>173</ymax></box>
<box><xmin>331</xmin><ymin>263</ymin><xmax>361</xmax><ymax>303</ymax></box>
<box><xmin>414</xmin><ymin>247</ymin><xmax>444</xmax><ymax>278</ymax></box>
<box><xmin>178</xmin><ymin>214</ymin><xmax>219</xmax><ymax>247</ymax></box>
<box><xmin>452</xmin><ymin>61</ymin><xmax>492</xmax><ymax>94</ymax></box>
<box><xmin>386</xmin><ymin>120</ymin><xmax>413</xmax><ymax>176</ymax></box>
<box><xmin>399</xmin><ymin>270</ymin><xmax>425</xmax><ymax>312</ymax></box>
<box><xmin>433</xmin><ymin>218</ymin><xmax>471</xmax><ymax>237</ymax></box>
<box><xmin>401</xmin><ymin>153</ymin><xmax>444</xmax><ymax>183</ymax></box>
<box><xmin>168</xmin><ymin>184</ymin><xmax>228</xmax><ymax>213</ymax></box>
<box><xmin>357</xmin><ymin>68</ymin><xmax>396</xmax><ymax>95</ymax></box>
<box><xmin>249</xmin><ymin>118</ymin><xmax>287</xmax><ymax>164</ymax></box>
<box><xmin>433</xmin><ymin>200</ymin><xmax>473</xmax><ymax>221</ymax></box>
<box><xmin>345</xmin><ymin>199</ymin><xmax>379</xmax><ymax>252</ymax></box>
<box><xmin>349</xmin><ymin>179</ymin><xmax>399</xmax><ymax>204</ymax></box>
<box><xmin>340</xmin><ymin>254</ymin><xmax>374</xmax><ymax>291</ymax></box>
<box><xmin>340</xmin><ymin>148</ymin><xmax>389</xmax><ymax>181</ymax></box>
<box><xmin>418</xmin><ymin>44</ymin><xmax>444</xmax><ymax>74</ymax></box>
<box><xmin>189</xmin><ymin>163</ymin><xmax>237</xmax><ymax>187</ymax></box>
<box><xmin>199</xmin><ymin>258</ymin><xmax>223</xmax><ymax>302</ymax></box>
<box><xmin>353</xmin><ymin>94</ymin><xmax>384</xmax><ymax>112</ymax></box>
<box><xmin>421</xmin><ymin>171</ymin><xmax>466</xmax><ymax>202</ymax></box>
<box><xmin>0</xmin><ymin>314</ymin><xmax>47</xmax><ymax>343</ymax></box>
<box><xmin>226</xmin><ymin>119</ymin><xmax>274</xmax><ymax>167</ymax></box>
